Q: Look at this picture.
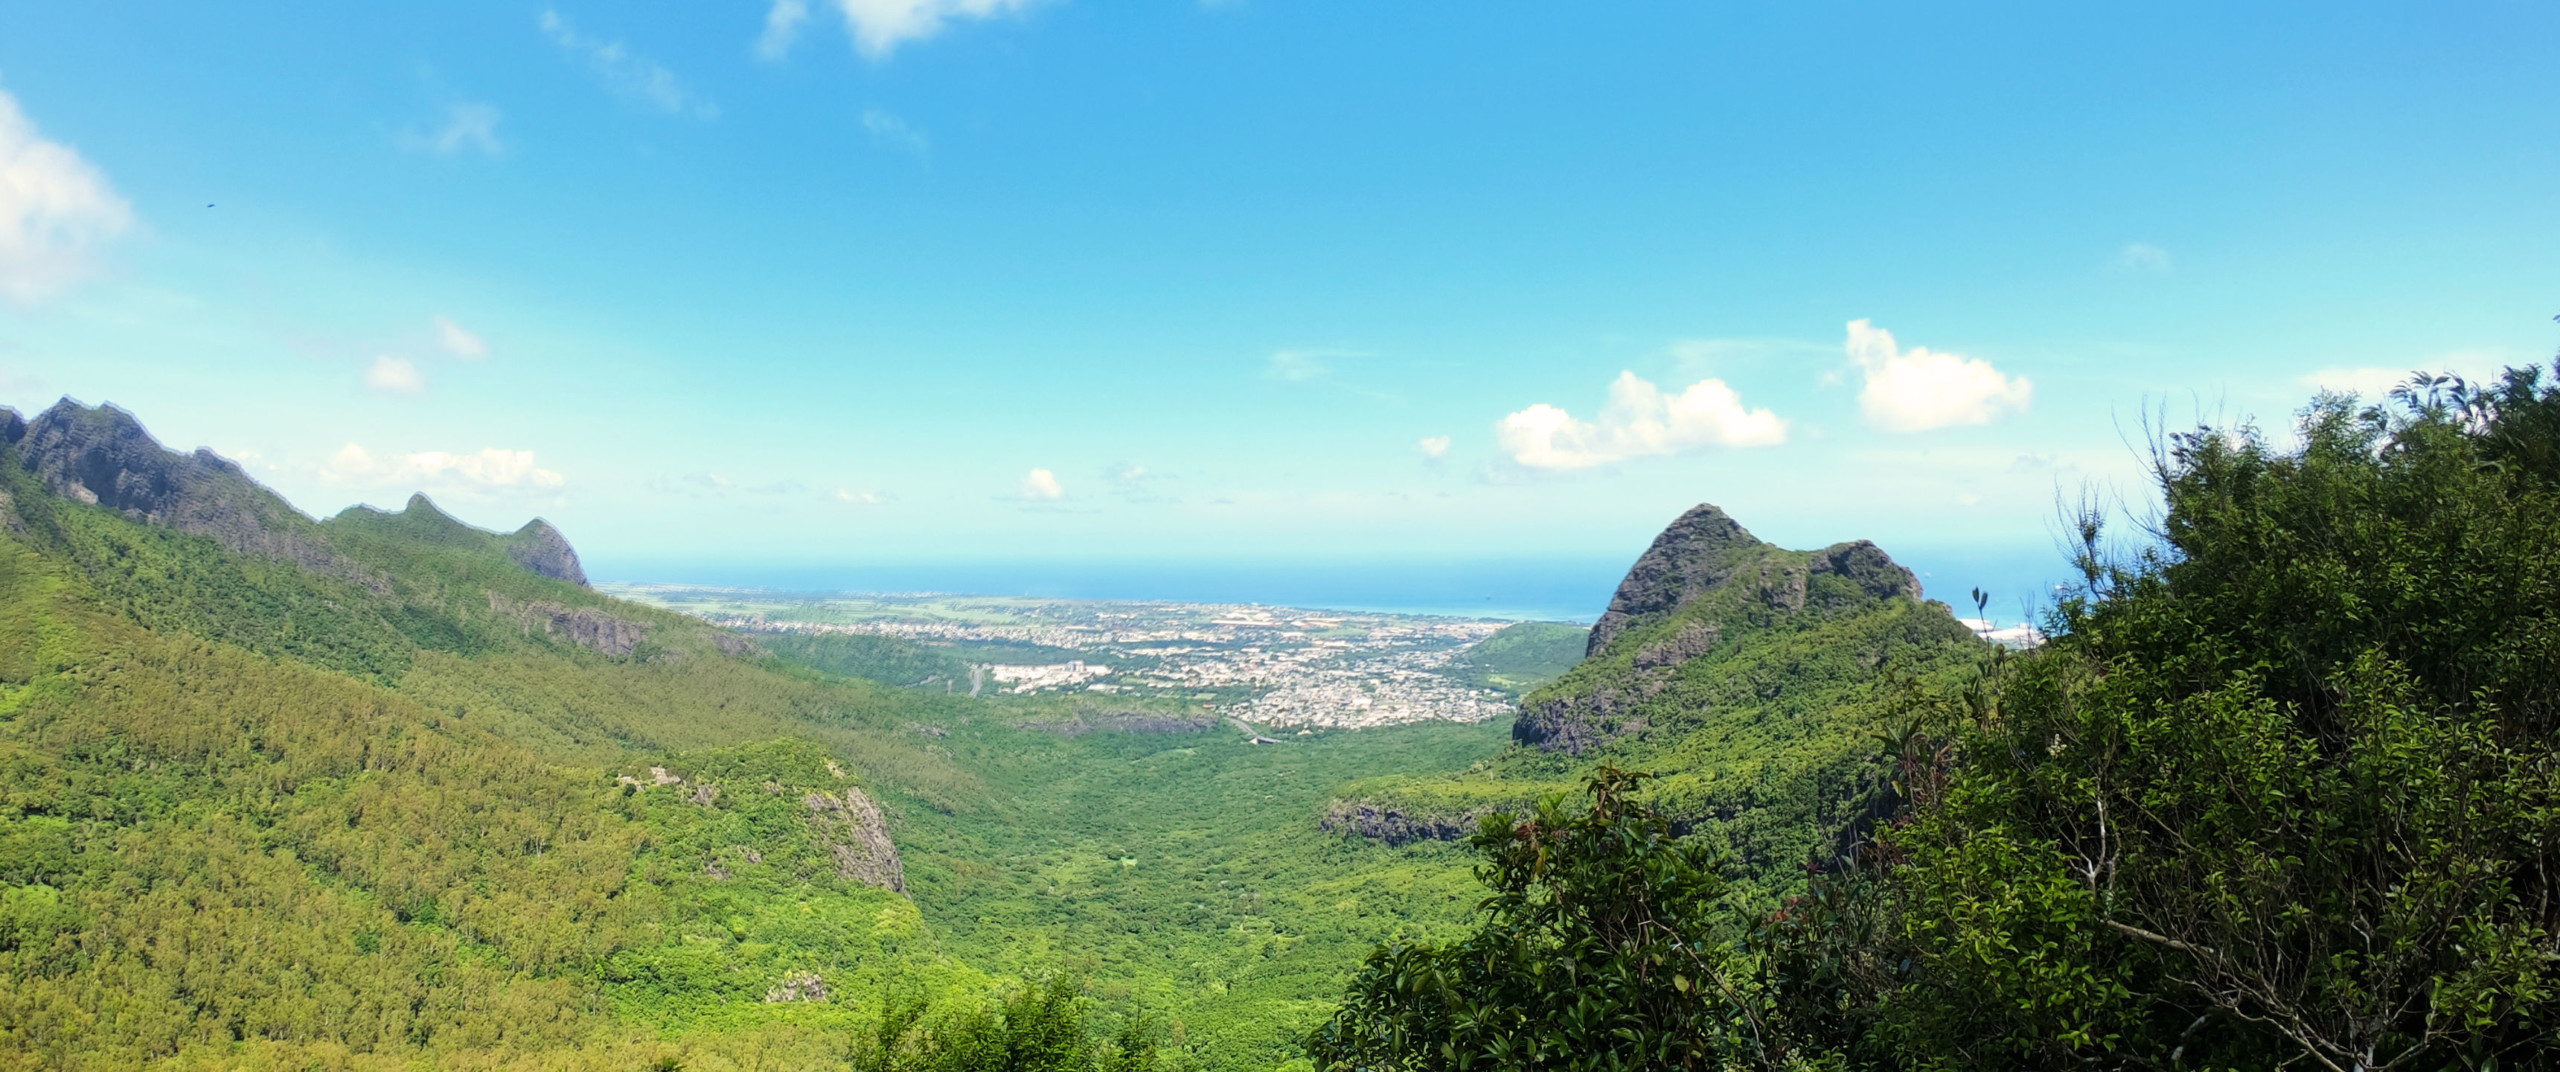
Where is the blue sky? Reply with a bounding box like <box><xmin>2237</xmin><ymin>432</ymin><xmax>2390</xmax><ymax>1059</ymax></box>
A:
<box><xmin>0</xmin><ymin>1</ymin><xmax>2553</xmax><ymax>615</ymax></box>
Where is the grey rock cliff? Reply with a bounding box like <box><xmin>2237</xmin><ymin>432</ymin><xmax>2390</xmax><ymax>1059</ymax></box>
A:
<box><xmin>506</xmin><ymin>519</ymin><xmax>589</xmax><ymax>586</ymax></box>
<box><xmin>12</xmin><ymin>399</ymin><xmax>379</xmax><ymax>587</ymax></box>
<box><xmin>1585</xmin><ymin>503</ymin><xmax>1764</xmax><ymax>655</ymax></box>
<box><xmin>1516</xmin><ymin>502</ymin><xmax>1923</xmax><ymax>755</ymax></box>
<box><xmin>805</xmin><ymin>788</ymin><xmax>907</xmax><ymax>893</ymax></box>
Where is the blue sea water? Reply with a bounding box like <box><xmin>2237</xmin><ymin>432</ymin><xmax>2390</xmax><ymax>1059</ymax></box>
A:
<box><xmin>592</xmin><ymin>547</ymin><xmax>2072</xmax><ymax>628</ymax></box>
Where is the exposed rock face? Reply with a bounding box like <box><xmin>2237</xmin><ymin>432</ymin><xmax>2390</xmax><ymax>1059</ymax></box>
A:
<box><xmin>1586</xmin><ymin>503</ymin><xmax>1763</xmax><ymax>655</ymax></box>
<box><xmin>506</xmin><ymin>519</ymin><xmax>589</xmax><ymax>586</ymax></box>
<box><xmin>806</xmin><ymin>787</ymin><xmax>907</xmax><ymax>893</ymax></box>
<box><xmin>12</xmin><ymin>399</ymin><xmax>377</xmax><ymax>586</ymax></box>
<box><xmin>1515</xmin><ymin>502</ymin><xmax>1925</xmax><ymax>755</ymax></box>
<box><xmin>487</xmin><ymin>592</ymin><xmax>652</xmax><ymax>656</ymax></box>
<box><xmin>1319</xmin><ymin>800</ymin><xmax>1492</xmax><ymax>846</ymax></box>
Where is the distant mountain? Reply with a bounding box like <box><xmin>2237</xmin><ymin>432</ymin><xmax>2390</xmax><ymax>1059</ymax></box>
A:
<box><xmin>1442</xmin><ymin>621</ymin><xmax>1588</xmax><ymax>696</ymax></box>
<box><xmin>0</xmin><ymin>398</ymin><xmax>990</xmax><ymax>1069</ymax></box>
<box><xmin>1329</xmin><ymin>502</ymin><xmax>1986</xmax><ymax>902</ymax></box>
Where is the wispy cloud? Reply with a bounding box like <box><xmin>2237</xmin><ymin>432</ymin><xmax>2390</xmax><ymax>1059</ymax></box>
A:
<box><xmin>327</xmin><ymin>443</ymin><xmax>564</xmax><ymax>489</ymax></box>
<box><xmin>1845</xmin><ymin>319</ymin><xmax>2031</xmax><ymax>432</ymax></box>
<box><xmin>364</xmin><ymin>355</ymin><xmax>426</xmax><ymax>394</ymax></box>
<box><xmin>2115</xmin><ymin>242</ymin><xmax>2172</xmax><ymax>273</ymax></box>
<box><xmin>1267</xmin><ymin>350</ymin><xmax>1331</xmax><ymax>382</ymax></box>
<box><xmin>1019</xmin><ymin>467</ymin><xmax>1064</xmax><ymax>500</ymax></box>
<box><xmin>540</xmin><ymin>11</ymin><xmax>719</xmax><ymax>119</ymax></box>
<box><xmin>756</xmin><ymin>0</ymin><xmax>812</xmax><ymax>61</ymax></box>
<box><xmin>834</xmin><ymin>487</ymin><xmax>886</xmax><ymax>505</ymax></box>
<box><xmin>1496</xmin><ymin>371</ymin><xmax>1786</xmax><ymax>470</ymax></box>
<box><xmin>434</xmin><ymin>317</ymin><xmax>488</xmax><ymax>359</ymax></box>
<box><xmin>1417</xmin><ymin>435</ymin><xmax>1451</xmax><ymax>459</ymax></box>
<box><xmin>832</xmin><ymin>0</ymin><xmax>1041</xmax><ymax>60</ymax></box>
<box><xmin>861</xmin><ymin>107</ymin><xmax>928</xmax><ymax>152</ymax></box>
<box><xmin>0</xmin><ymin>87</ymin><xmax>135</xmax><ymax>304</ymax></box>
<box><xmin>400</xmin><ymin>102</ymin><xmax>503</xmax><ymax>157</ymax></box>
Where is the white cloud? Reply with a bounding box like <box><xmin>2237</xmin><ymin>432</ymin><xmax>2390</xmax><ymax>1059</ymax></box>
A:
<box><xmin>540</xmin><ymin>11</ymin><xmax>719</xmax><ymax>119</ymax></box>
<box><xmin>328</xmin><ymin>443</ymin><xmax>564</xmax><ymax>489</ymax></box>
<box><xmin>1845</xmin><ymin>319</ymin><xmax>2032</xmax><ymax>433</ymax></box>
<box><xmin>1019</xmin><ymin>467</ymin><xmax>1064</xmax><ymax>500</ymax></box>
<box><xmin>1268</xmin><ymin>350</ymin><xmax>1329</xmax><ymax>382</ymax></box>
<box><xmin>402</xmin><ymin>102</ymin><xmax>503</xmax><ymax>157</ymax></box>
<box><xmin>833</xmin><ymin>0</ymin><xmax>1039</xmax><ymax>59</ymax></box>
<box><xmin>0</xmin><ymin>87</ymin><xmax>135</xmax><ymax>304</ymax></box>
<box><xmin>1496</xmin><ymin>371</ymin><xmax>1786</xmax><ymax>470</ymax></box>
<box><xmin>861</xmin><ymin>107</ymin><xmax>928</xmax><ymax>152</ymax></box>
<box><xmin>834</xmin><ymin>487</ymin><xmax>884</xmax><ymax>504</ymax></box>
<box><xmin>1417</xmin><ymin>435</ymin><xmax>1450</xmax><ymax>459</ymax></box>
<box><xmin>434</xmin><ymin>316</ymin><xmax>488</xmax><ymax>359</ymax></box>
<box><xmin>2115</xmin><ymin>242</ymin><xmax>2172</xmax><ymax>273</ymax></box>
<box><xmin>756</xmin><ymin>0</ymin><xmax>812</xmax><ymax>60</ymax></box>
<box><xmin>365</xmin><ymin>355</ymin><xmax>426</xmax><ymax>394</ymax></box>
<box><xmin>1109</xmin><ymin>463</ymin><xmax>1149</xmax><ymax>484</ymax></box>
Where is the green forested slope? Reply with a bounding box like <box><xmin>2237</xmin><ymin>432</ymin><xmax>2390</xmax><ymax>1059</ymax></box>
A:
<box><xmin>1328</xmin><ymin>506</ymin><xmax>1988</xmax><ymax>910</ymax></box>
<box><xmin>0</xmin><ymin>400</ymin><xmax>1506</xmax><ymax>1071</ymax></box>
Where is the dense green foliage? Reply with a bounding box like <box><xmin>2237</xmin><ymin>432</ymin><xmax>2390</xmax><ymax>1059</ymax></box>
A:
<box><xmin>0</xmin><ymin>430</ymin><xmax>1510</xmax><ymax>1071</ymax></box>
<box><xmin>1309</xmin><ymin>367</ymin><xmax>2560</xmax><ymax>1071</ymax></box>
<box><xmin>1442</xmin><ymin>623</ymin><xmax>1589</xmax><ymax>696</ymax></box>
<box><xmin>1309</xmin><ymin>769</ymin><xmax>1771</xmax><ymax>1072</ymax></box>
<box><xmin>1807</xmin><ymin>372</ymin><xmax>2560</xmax><ymax>1069</ymax></box>
<box><xmin>1342</xmin><ymin>564</ymin><xmax>1986</xmax><ymax>913</ymax></box>
<box><xmin>762</xmin><ymin>633</ymin><xmax>974</xmax><ymax>689</ymax></box>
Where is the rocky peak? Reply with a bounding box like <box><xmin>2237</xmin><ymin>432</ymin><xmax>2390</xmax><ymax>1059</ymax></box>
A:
<box><xmin>1586</xmin><ymin>503</ymin><xmax>1766</xmax><ymax>655</ymax></box>
<box><xmin>11</xmin><ymin>399</ymin><xmax>369</xmax><ymax>583</ymax></box>
<box><xmin>507</xmin><ymin>518</ymin><xmax>589</xmax><ymax>587</ymax></box>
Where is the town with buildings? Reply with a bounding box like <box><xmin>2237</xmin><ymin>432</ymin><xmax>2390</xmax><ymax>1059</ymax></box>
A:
<box><xmin>605</xmin><ymin>586</ymin><xmax>1528</xmax><ymax>730</ymax></box>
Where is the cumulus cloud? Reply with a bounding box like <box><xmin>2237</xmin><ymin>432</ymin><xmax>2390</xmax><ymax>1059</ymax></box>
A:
<box><xmin>756</xmin><ymin>0</ymin><xmax>812</xmax><ymax>60</ymax></box>
<box><xmin>861</xmin><ymin>107</ymin><xmax>927</xmax><ymax>152</ymax></box>
<box><xmin>1417</xmin><ymin>435</ymin><xmax>1450</xmax><ymax>459</ymax></box>
<box><xmin>327</xmin><ymin>443</ymin><xmax>564</xmax><ymax>489</ymax></box>
<box><xmin>1845</xmin><ymin>319</ymin><xmax>2032</xmax><ymax>432</ymax></box>
<box><xmin>540</xmin><ymin>10</ymin><xmax>718</xmax><ymax>119</ymax></box>
<box><xmin>402</xmin><ymin>102</ymin><xmax>503</xmax><ymax>157</ymax></box>
<box><xmin>1019</xmin><ymin>467</ymin><xmax>1064</xmax><ymax>500</ymax></box>
<box><xmin>1496</xmin><ymin>371</ymin><xmax>1785</xmax><ymax>470</ymax></box>
<box><xmin>365</xmin><ymin>355</ymin><xmax>426</xmax><ymax>394</ymax></box>
<box><xmin>832</xmin><ymin>0</ymin><xmax>1040</xmax><ymax>59</ymax></box>
<box><xmin>434</xmin><ymin>317</ymin><xmax>488</xmax><ymax>359</ymax></box>
<box><xmin>0</xmin><ymin>88</ymin><xmax>135</xmax><ymax>304</ymax></box>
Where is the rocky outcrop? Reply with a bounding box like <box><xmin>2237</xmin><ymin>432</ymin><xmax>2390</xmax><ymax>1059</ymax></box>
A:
<box><xmin>12</xmin><ymin>399</ymin><xmax>379</xmax><ymax>588</ymax></box>
<box><xmin>487</xmin><ymin>592</ymin><xmax>652</xmax><ymax>656</ymax></box>
<box><xmin>506</xmin><ymin>519</ymin><xmax>589</xmax><ymax>586</ymax></box>
<box><xmin>806</xmin><ymin>787</ymin><xmax>906</xmax><ymax>893</ymax></box>
<box><xmin>1320</xmin><ymin>800</ymin><xmax>1494</xmax><ymax>846</ymax></box>
<box><xmin>1515</xmin><ymin>502</ymin><xmax>1928</xmax><ymax>755</ymax></box>
<box><xmin>1514</xmin><ymin>685</ymin><xmax>1657</xmax><ymax>755</ymax></box>
<box><xmin>1586</xmin><ymin>503</ymin><xmax>1763</xmax><ymax>655</ymax></box>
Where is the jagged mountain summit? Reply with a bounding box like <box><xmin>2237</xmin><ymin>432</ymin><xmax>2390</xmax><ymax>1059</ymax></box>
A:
<box><xmin>1328</xmin><ymin>501</ymin><xmax>1987</xmax><ymax>901</ymax></box>
<box><xmin>1523</xmin><ymin>502</ymin><xmax>1930</xmax><ymax>754</ymax></box>
<box><xmin>3</xmin><ymin>397</ymin><xmax>589</xmax><ymax>587</ymax></box>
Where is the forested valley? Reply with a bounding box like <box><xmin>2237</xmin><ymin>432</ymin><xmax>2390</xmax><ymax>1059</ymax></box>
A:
<box><xmin>3</xmin><ymin>362</ymin><xmax>2556</xmax><ymax>1072</ymax></box>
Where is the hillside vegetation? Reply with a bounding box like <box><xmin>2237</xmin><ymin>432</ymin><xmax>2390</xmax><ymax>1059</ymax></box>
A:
<box><xmin>1326</xmin><ymin>507</ymin><xmax>1988</xmax><ymax>912</ymax></box>
<box><xmin>0</xmin><ymin>400</ymin><xmax>1504</xmax><ymax>1071</ymax></box>
<box><xmin>1310</xmin><ymin>367</ymin><xmax>2560</xmax><ymax>1070</ymax></box>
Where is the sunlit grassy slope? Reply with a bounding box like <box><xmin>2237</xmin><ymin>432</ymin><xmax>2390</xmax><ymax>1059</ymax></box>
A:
<box><xmin>0</xmin><ymin>430</ymin><xmax>1511</xmax><ymax>1071</ymax></box>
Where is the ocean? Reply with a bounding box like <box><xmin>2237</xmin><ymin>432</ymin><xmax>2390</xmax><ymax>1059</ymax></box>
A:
<box><xmin>589</xmin><ymin>547</ymin><xmax>2071</xmax><ymax>628</ymax></box>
